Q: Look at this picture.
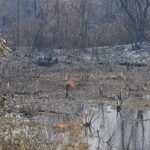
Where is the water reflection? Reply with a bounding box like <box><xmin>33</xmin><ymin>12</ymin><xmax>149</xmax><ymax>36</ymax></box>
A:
<box><xmin>82</xmin><ymin>105</ymin><xmax>150</xmax><ymax>150</ymax></box>
<box><xmin>33</xmin><ymin>104</ymin><xmax>150</xmax><ymax>150</ymax></box>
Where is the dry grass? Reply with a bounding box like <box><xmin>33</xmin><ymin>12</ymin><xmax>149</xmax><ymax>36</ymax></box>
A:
<box><xmin>53</xmin><ymin>119</ymin><xmax>89</xmax><ymax>150</ymax></box>
<box><xmin>0</xmin><ymin>54</ymin><xmax>150</xmax><ymax>149</ymax></box>
<box><xmin>0</xmin><ymin>112</ymin><xmax>89</xmax><ymax>150</ymax></box>
<box><xmin>0</xmin><ymin>112</ymin><xmax>50</xmax><ymax>150</ymax></box>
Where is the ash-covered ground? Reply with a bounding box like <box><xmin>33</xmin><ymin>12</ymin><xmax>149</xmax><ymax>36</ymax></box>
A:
<box><xmin>0</xmin><ymin>43</ymin><xmax>150</xmax><ymax>116</ymax></box>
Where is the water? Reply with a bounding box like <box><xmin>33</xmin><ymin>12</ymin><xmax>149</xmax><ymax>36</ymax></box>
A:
<box><xmin>82</xmin><ymin>105</ymin><xmax>150</xmax><ymax>150</ymax></box>
<box><xmin>33</xmin><ymin>104</ymin><xmax>150</xmax><ymax>150</ymax></box>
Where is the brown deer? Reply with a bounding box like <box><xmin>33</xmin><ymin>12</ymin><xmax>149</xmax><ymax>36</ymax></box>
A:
<box><xmin>65</xmin><ymin>75</ymin><xmax>75</xmax><ymax>98</ymax></box>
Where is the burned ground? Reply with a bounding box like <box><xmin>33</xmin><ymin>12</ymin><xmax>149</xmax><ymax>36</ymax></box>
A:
<box><xmin>0</xmin><ymin>44</ymin><xmax>150</xmax><ymax>116</ymax></box>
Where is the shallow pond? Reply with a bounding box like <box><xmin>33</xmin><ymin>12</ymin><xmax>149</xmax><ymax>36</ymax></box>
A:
<box><xmin>33</xmin><ymin>103</ymin><xmax>150</xmax><ymax>150</ymax></box>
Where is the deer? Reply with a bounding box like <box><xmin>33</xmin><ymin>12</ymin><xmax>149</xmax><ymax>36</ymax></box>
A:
<box><xmin>65</xmin><ymin>75</ymin><xmax>75</xmax><ymax>98</ymax></box>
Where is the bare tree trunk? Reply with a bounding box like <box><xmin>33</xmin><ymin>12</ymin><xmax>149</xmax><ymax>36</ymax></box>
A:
<box><xmin>79</xmin><ymin>0</ymin><xmax>87</xmax><ymax>50</ymax></box>
<box><xmin>16</xmin><ymin>0</ymin><xmax>20</xmax><ymax>48</ymax></box>
<box><xmin>53</xmin><ymin>0</ymin><xmax>60</xmax><ymax>48</ymax></box>
<box><xmin>120</xmin><ymin>0</ymin><xmax>150</xmax><ymax>49</ymax></box>
<box><xmin>34</xmin><ymin>0</ymin><xmax>37</xmax><ymax>19</ymax></box>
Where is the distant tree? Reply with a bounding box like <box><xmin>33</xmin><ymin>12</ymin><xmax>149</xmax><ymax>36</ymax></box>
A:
<box><xmin>34</xmin><ymin>0</ymin><xmax>37</xmax><ymax>19</ymax></box>
<box><xmin>77</xmin><ymin>0</ymin><xmax>88</xmax><ymax>50</ymax></box>
<box><xmin>52</xmin><ymin>0</ymin><xmax>61</xmax><ymax>48</ymax></box>
<box><xmin>16</xmin><ymin>0</ymin><xmax>20</xmax><ymax>48</ymax></box>
<box><xmin>119</xmin><ymin>0</ymin><xmax>150</xmax><ymax>49</ymax></box>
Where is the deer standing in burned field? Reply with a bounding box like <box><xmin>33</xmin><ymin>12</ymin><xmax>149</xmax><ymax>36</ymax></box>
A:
<box><xmin>65</xmin><ymin>75</ymin><xmax>75</xmax><ymax>98</ymax></box>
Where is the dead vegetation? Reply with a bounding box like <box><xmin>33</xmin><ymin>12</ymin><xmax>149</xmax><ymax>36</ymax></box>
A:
<box><xmin>0</xmin><ymin>57</ymin><xmax>150</xmax><ymax>114</ymax></box>
<box><xmin>0</xmin><ymin>46</ymin><xmax>150</xmax><ymax>149</ymax></box>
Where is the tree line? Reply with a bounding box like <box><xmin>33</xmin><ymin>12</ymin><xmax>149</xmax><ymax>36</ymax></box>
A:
<box><xmin>0</xmin><ymin>0</ymin><xmax>150</xmax><ymax>50</ymax></box>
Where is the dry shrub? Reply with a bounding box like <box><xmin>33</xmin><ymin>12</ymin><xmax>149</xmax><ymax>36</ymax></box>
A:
<box><xmin>53</xmin><ymin>119</ymin><xmax>82</xmax><ymax>133</ymax></box>
<box><xmin>53</xmin><ymin>119</ymin><xmax>89</xmax><ymax>150</ymax></box>
<box><xmin>145</xmin><ymin>30</ymin><xmax>150</xmax><ymax>40</ymax></box>
<box><xmin>0</xmin><ymin>116</ymin><xmax>49</xmax><ymax>150</ymax></box>
<box><xmin>0</xmin><ymin>116</ymin><xmax>89</xmax><ymax>150</ymax></box>
<box><xmin>92</xmin><ymin>16</ymin><xmax>131</xmax><ymax>46</ymax></box>
<box><xmin>109</xmin><ymin>17</ymin><xmax>130</xmax><ymax>45</ymax></box>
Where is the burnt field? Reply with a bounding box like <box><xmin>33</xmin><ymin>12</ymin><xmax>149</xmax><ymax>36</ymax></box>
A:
<box><xmin>0</xmin><ymin>49</ymin><xmax>150</xmax><ymax>115</ymax></box>
<box><xmin>0</xmin><ymin>46</ymin><xmax>150</xmax><ymax>150</ymax></box>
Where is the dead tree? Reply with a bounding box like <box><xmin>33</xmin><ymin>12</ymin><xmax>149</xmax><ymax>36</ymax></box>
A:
<box><xmin>120</xmin><ymin>0</ymin><xmax>150</xmax><ymax>49</ymax></box>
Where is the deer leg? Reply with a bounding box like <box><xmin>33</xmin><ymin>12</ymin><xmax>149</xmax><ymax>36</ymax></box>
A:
<box><xmin>66</xmin><ymin>85</ymin><xmax>69</xmax><ymax>98</ymax></box>
<box><xmin>72</xmin><ymin>88</ymin><xmax>76</xmax><ymax>98</ymax></box>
